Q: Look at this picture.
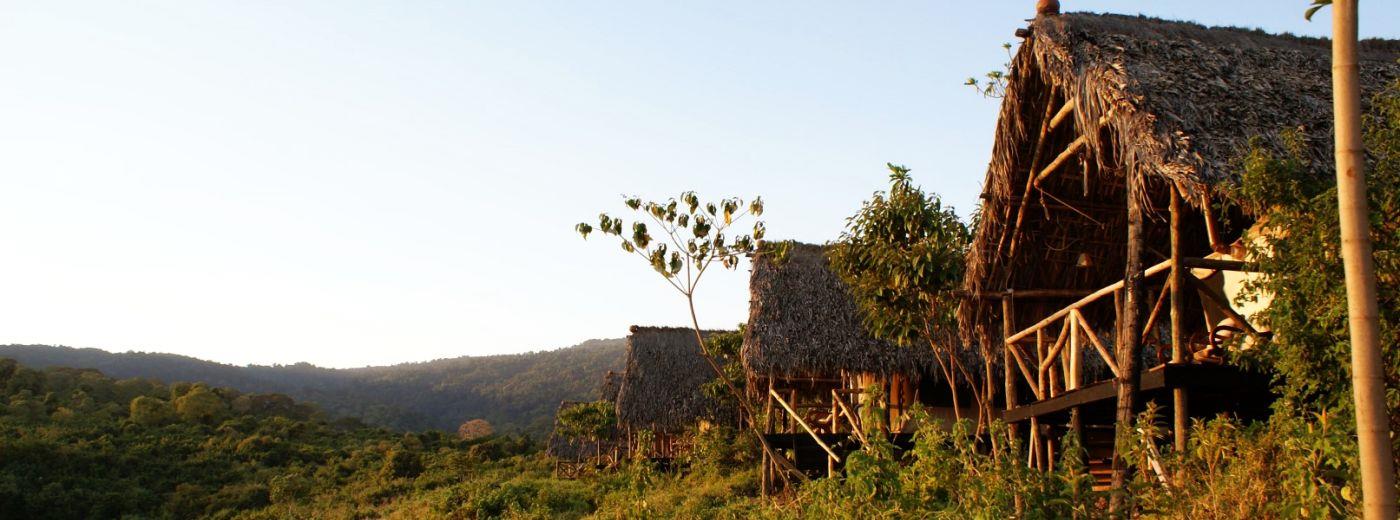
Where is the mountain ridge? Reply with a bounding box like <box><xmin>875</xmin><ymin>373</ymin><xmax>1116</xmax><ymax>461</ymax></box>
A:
<box><xmin>0</xmin><ymin>338</ymin><xmax>626</xmax><ymax>435</ymax></box>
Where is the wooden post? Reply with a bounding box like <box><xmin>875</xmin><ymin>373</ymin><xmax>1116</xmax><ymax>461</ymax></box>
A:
<box><xmin>1036</xmin><ymin>328</ymin><xmax>1047</xmax><ymax>399</ymax></box>
<box><xmin>1332</xmin><ymin>2</ymin><xmax>1398</xmax><ymax>516</ymax></box>
<box><xmin>1069</xmin><ymin>312</ymin><xmax>1082</xmax><ymax>450</ymax></box>
<box><xmin>1003</xmin><ymin>294</ymin><xmax>1019</xmax><ymax>436</ymax></box>
<box><xmin>761</xmin><ymin>376</ymin><xmax>774</xmax><ymax>496</ymax></box>
<box><xmin>1111</xmin><ymin>174</ymin><xmax>1147</xmax><ymax>513</ymax></box>
<box><xmin>1169</xmin><ymin>187</ymin><xmax>1189</xmax><ymax>453</ymax></box>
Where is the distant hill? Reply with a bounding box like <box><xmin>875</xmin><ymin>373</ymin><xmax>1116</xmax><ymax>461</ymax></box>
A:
<box><xmin>0</xmin><ymin>338</ymin><xmax>626</xmax><ymax>435</ymax></box>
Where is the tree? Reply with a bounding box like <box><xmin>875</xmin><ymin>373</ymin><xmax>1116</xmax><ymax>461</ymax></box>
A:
<box><xmin>457</xmin><ymin>418</ymin><xmax>495</xmax><ymax>441</ymax></box>
<box><xmin>827</xmin><ymin>164</ymin><xmax>982</xmax><ymax>430</ymax></box>
<box><xmin>576</xmin><ymin>192</ymin><xmax>799</xmax><ymax>482</ymax></box>
<box><xmin>128</xmin><ymin>395</ymin><xmax>174</xmax><ymax>426</ymax></box>
<box><xmin>173</xmin><ymin>385</ymin><xmax>227</xmax><ymax>424</ymax></box>
<box><xmin>1309</xmin><ymin>1</ymin><xmax>1398</xmax><ymax>517</ymax></box>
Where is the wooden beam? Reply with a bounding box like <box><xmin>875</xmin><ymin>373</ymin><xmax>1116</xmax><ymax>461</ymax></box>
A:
<box><xmin>1039</xmin><ymin>317</ymin><xmax>1072</xmax><ymax>372</ymax></box>
<box><xmin>1187</xmin><ymin>276</ymin><xmax>1262</xmax><ymax>336</ymax></box>
<box><xmin>1140</xmin><ymin>283</ymin><xmax>1170</xmax><ymax>344</ymax></box>
<box><xmin>961</xmin><ymin>289</ymin><xmax>1094</xmax><ymax>300</ymax></box>
<box><xmin>832</xmin><ymin>390</ymin><xmax>868</xmax><ymax>446</ymax></box>
<box><xmin>1033</xmin><ymin>136</ymin><xmax>1088</xmax><ymax>187</ymax></box>
<box><xmin>1181</xmin><ymin>257</ymin><xmax>1262</xmax><ymax>272</ymax></box>
<box><xmin>1073</xmin><ymin>309</ymin><xmax>1121</xmax><ymax>379</ymax></box>
<box><xmin>995</xmin><ymin>91</ymin><xmax>1063</xmax><ymax>258</ymax></box>
<box><xmin>1048</xmin><ymin>98</ymin><xmax>1077</xmax><ymax>130</ymax></box>
<box><xmin>770</xmin><ymin>388</ymin><xmax>840</xmax><ymax>462</ymax></box>
<box><xmin>1005</xmin><ymin>259</ymin><xmax>1173</xmax><ymax>345</ymax></box>
<box><xmin>1202</xmin><ymin>196</ymin><xmax>1227</xmax><ymax>253</ymax></box>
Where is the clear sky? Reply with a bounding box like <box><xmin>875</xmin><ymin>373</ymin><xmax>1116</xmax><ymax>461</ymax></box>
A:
<box><xmin>2</xmin><ymin>2</ymin><xmax>1396</xmax><ymax>368</ymax></box>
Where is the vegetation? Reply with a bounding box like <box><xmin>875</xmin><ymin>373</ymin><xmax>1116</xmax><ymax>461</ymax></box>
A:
<box><xmin>0</xmin><ymin>337</ymin><xmax>625</xmax><ymax>435</ymax></box>
<box><xmin>828</xmin><ymin>164</ymin><xmax>980</xmax><ymax>427</ymax></box>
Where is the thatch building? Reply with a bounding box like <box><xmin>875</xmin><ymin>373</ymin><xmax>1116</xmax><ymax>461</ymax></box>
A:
<box><xmin>743</xmin><ymin>242</ymin><xmax>959</xmax><ymax>485</ymax></box>
<box><xmin>546</xmin><ymin>400</ymin><xmax>623</xmax><ymax>478</ymax></box>
<box><xmin>959</xmin><ymin>12</ymin><xmax>1400</xmax><ymax>483</ymax></box>
<box><xmin>613</xmin><ymin>325</ymin><xmax>734</xmax><ymax>460</ymax></box>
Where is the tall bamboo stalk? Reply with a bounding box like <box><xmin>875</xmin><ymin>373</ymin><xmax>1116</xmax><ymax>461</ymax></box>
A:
<box><xmin>1331</xmin><ymin>2</ymin><xmax>1397</xmax><ymax>518</ymax></box>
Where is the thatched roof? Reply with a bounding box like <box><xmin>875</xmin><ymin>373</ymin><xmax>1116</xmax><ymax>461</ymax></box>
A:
<box><xmin>613</xmin><ymin>326</ymin><xmax>732</xmax><ymax>433</ymax></box>
<box><xmin>960</xmin><ymin>13</ymin><xmax>1400</xmax><ymax>343</ymax></box>
<box><xmin>598</xmin><ymin>370</ymin><xmax>622</xmax><ymax>402</ymax></box>
<box><xmin>742</xmin><ymin>242</ymin><xmax>941</xmax><ymax>378</ymax></box>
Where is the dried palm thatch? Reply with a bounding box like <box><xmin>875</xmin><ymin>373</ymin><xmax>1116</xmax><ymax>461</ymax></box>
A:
<box><xmin>613</xmin><ymin>326</ymin><xmax>734</xmax><ymax>433</ymax></box>
<box><xmin>960</xmin><ymin>13</ymin><xmax>1400</xmax><ymax>347</ymax></box>
<box><xmin>743</xmin><ymin>242</ymin><xmax>941</xmax><ymax>379</ymax></box>
<box><xmin>598</xmin><ymin>370</ymin><xmax>622</xmax><ymax>402</ymax></box>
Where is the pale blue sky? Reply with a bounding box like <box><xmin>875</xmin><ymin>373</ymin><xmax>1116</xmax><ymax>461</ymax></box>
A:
<box><xmin>2</xmin><ymin>2</ymin><xmax>1396</xmax><ymax>368</ymax></box>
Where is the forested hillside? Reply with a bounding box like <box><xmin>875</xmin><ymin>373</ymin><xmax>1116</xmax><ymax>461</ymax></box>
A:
<box><xmin>0</xmin><ymin>339</ymin><xmax>625</xmax><ymax>435</ymax></box>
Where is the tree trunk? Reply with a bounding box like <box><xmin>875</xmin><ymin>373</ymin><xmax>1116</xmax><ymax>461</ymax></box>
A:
<box><xmin>1332</xmin><ymin>2</ymin><xmax>1398</xmax><ymax>518</ymax></box>
<box><xmin>1109</xmin><ymin>172</ymin><xmax>1145</xmax><ymax>514</ymax></box>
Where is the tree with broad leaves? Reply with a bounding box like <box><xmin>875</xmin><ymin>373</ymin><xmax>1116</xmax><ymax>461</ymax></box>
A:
<box><xmin>576</xmin><ymin>192</ymin><xmax>802</xmax><ymax>484</ymax></box>
<box><xmin>828</xmin><ymin>164</ymin><xmax>984</xmax><ymax>433</ymax></box>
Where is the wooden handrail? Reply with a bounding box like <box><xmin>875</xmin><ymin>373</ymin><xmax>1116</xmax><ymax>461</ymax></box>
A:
<box><xmin>1073</xmin><ymin>309</ymin><xmax>1121</xmax><ymax>379</ymax></box>
<box><xmin>1008</xmin><ymin>343</ymin><xmax>1044</xmax><ymax>401</ymax></box>
<box><xmin>1182</xmin><ymin>257</ymin><xmax>1261</xmax><ymax>272</ymax></box>
<box><xmin>1005</xmin><ymin>258</ymin><xmax>1173</xmax><ymax>345</ymax></box>
<box><xmin>1039</xmin><ymin>317</ymin><xmax>1072</xmax><ymax>372</ymax></box>
<box><xmin>831</xmin><ymin>390</ymin><xmax>868</xmax><ymax>446</ymax></box>
<box><xmin>771</xmin><ymin>389</ymin><xmax>840</xmax><ymax>462</ymax></box>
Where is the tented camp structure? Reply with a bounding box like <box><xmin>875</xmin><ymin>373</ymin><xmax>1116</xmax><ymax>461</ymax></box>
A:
<box><xmin>960</xmin><ymin>12</ymin><xmax>1400</xmax><ymax>485</ymax></box>
<box><xmin>743</xmin><ymin>242</ymin><xmax>957</xmax><ymax>489</ymax></box>
<box><xmin>613</xmin><ymin>326</ymin><xmax>734</xmax><ymax>462</ymax></box>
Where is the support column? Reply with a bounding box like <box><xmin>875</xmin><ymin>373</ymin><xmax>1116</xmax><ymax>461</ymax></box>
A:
<box><xmin>1170</xmin><ymin>186</ymin><xmax>1189</xmax><ymax>453</ymax></box>
<box><xmin>1002</xmin><ymin>294</ymin><xmax>1018</xmax><ymax>440</ymax></box>
<box><xmin>1111</xmin><ymin>173</ymin><xmax>1147</xmax><ymax>512</ymax></box>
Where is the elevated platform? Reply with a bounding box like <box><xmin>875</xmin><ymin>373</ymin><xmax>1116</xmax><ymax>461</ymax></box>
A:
<box><xmin>1001</xmin><ymin>363</ymin><xmax>1274</xmax><ymax>425</ymax></box>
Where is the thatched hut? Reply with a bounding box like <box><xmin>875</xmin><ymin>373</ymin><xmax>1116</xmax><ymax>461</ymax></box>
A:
<box><xmin>743</xmin><ymin>242</ymin><xmax>958</xmax><ymax>482</ymax></box>
<box><xmin>545</xmin><ymin>400</ymin><xmax>623</xmax><ymax>477</ymax></box>
<box><xmin>613</xmin><ymin>325</ymin><xmax>733</xmax><ymax>460</ymax></box>
<box><xmin>960</xmin><ymin>12</ymin><xmax>1400</xmax><ymax>479</ymax></box>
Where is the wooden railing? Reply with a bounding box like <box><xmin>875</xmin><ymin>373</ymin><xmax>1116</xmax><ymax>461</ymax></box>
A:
<box><xmin>1003</xmin><ymin>256</ymin><xmax>1262</xmax><ymax>403</ymax></box>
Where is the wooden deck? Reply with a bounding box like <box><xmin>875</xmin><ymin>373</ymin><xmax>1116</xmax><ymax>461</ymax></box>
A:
<box><xmin>1001</xmin><ymin>363</ymin><xmax>1274</xmax><ymax>425</ymax></box>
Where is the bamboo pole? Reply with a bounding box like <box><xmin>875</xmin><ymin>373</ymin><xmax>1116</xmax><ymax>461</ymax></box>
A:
<box><xmin>833</xmin><ymin>390</ymin><xmax>868</xmax><ymax>445</ymax></box>
<box><xmin>1110</xmin><ymin>170</ymin><xmax>1147</xmax><ymax>512</ymax></box>
<box><xmin>1332</xmin><ymin>2</ymin><xmax>1398</xmax><ymax>517</ymax></box>
<box><xmin>1009</xmin><ymin>343</ymin><xmax>1043</xmax><ymax>401</ymax></box>
<box><xmin>1069</xmin><ymin>311</ymin><xmax>1082</xmax><ymax>452</ymax></box>
<box><xmin>1170</xmin><ymin>187</ymin><xmax>1189</xmax><ymax>453</ymax></box>
<box><xmin>1003</xmin><ymin>296</ymin><xmax>1019</xmax><ymax>438</ymax></box>
<box><xmin>770</xmin><ymin>389</ymin><xmax>840</xmax><ymax>463</ymax></box>
<box><xmin>1074</xmin><ymin>309</ymin><xmax>1122</xmax><ymax>378</ymax></box>
<box><xmin>1033</xmin><ymin>136</ymin><xmax>1087</xmax><ymax>186</ymax></box>
<box><xmin>1036</xmin><ymin>329</ymin><xmax>1048</xmax><ymax>400</ymax></box>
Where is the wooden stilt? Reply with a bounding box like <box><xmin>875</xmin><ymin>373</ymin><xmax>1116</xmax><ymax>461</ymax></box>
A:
<box><xmin>1170</xmin><ymin>187</ymin><xmax>1189</xmax><ymax>453</ymax></box>
<box><xmin>1111</xmin><ymin>173</ymin><xmax>1147</xmax><ymax>512</ymax></box>
<box><xmin>1003</xmin><ymin>295</ymin><xmax>1019</xmax><ymax>441</ymax></box>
